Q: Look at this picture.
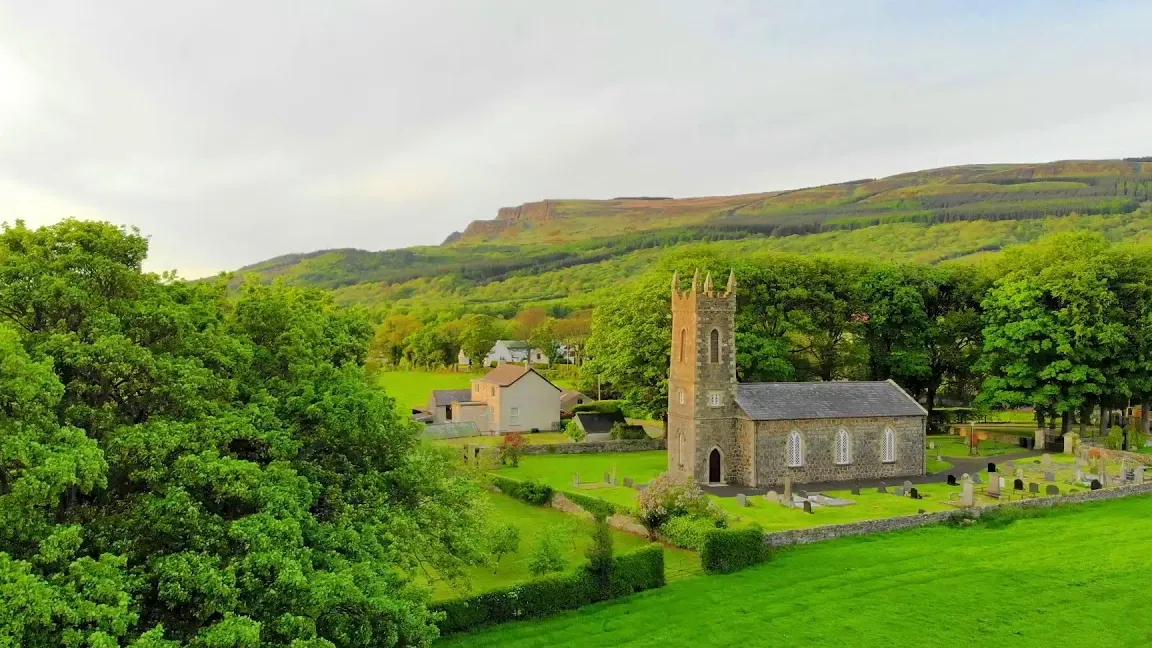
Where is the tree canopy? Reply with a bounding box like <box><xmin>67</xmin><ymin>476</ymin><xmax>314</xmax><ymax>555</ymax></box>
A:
<box><xmin>0</xmin><ymin>219</ymin><xmax>486</xmax><ymax>647</ymax></box>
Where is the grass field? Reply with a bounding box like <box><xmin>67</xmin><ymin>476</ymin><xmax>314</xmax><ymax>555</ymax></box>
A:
<box><xmin>442</xmin><ymin>494</ymin><xmax>1152</xmax><ymax>647</ymax></box>
<box><xmin>378</xmin><ymin>370</ymin><xmax>576</xmax><ymax>409</ymax></box>
<box><xmin>435</xmin><ymin>433</ymin><xmax>571</xmax><ymax>447</ymax></box>
<box><xmin>932</xmin><ymin>435</ymin><xmax>1021</xmax><ymax>457</ymax></box>
<box><xmin>431</xmin><ymin>492</ymin><xmax>699</xmax><ymax>600</ymax></box>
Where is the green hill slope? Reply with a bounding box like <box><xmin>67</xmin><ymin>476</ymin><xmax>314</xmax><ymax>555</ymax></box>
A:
<box><xmin>235</xmin><ymin>158</ymin><xmax>1152</xmax><ymax>316</ymax></box>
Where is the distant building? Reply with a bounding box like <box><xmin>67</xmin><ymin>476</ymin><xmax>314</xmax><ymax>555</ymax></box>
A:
<box><xmin>421</xmin><ymin>365</ymin><xmax>562</xmax><ymax>433</ymax></box>
<box><xmin>458</xmin><ymin>340</ymin><xmax>572</xmax><ymax>367</ymax></box>
<box><xmin>668</xmin><ymin>270</ymin><xmax>927</xmax><ymax>487</ymax></box>
<box><xmin>560</xmin><ymin>389</ymin><xmax>591</xmax><ymax>413</ymax></box>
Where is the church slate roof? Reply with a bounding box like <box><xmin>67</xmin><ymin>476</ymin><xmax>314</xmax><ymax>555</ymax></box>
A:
<box><xmin>735</xmin><ymin>379</ymin><xmax>927</xmax><ymax>421</ymax></box>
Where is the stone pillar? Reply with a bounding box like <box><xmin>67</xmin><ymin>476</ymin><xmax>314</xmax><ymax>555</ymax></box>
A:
<box><xmin>1035</xmin><ymin>429</ymin><xmax>1046</xmax><ymax>450</ymax></box>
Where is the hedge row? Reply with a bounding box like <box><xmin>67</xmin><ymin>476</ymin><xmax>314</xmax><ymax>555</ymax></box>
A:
<box><xmin>572</xmin><ymin>400</ymin><xmax>624</xmax><ymax>415</ymax></box>
<box><xmin>432</xmin><ymin>545</ymin><xmax>665</xmax><ymax>635</ymax></box>
<box><xmin>491</xmin><ymin>476</ymin><xmax>553</xmax><ymax>505</ymax></box>
<box><xmin>700</xmin><ymin>526</ymin><xmax>772</xmax><ymax>574</ymax></box>
<box><xmin>556</xmin><ymin>490</ymin><xmax>621</xmax><ymax>520</ymax></box>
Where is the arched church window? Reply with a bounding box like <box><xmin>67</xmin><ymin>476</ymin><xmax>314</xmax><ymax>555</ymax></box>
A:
<box><xmin>882</xmin><ymin>427</ymin><xmax>897</xmax><ymax>463</ymax></box>
<box><xmin>786</xmin><ymin>431</ymin><xmax>804</xmax><ymax>467</ymax></box>
<box><xmin>709</xmin><ymin>328</ymin><xmax>720</xmax><ymax>364</ymax></box>
<box><xmin>679</xmin><ymin>328</ymin><xmax>686</xmax><ymax>362</ymax></box>
<box><xmin>834</xmin><ymin>429</ymin><xmax>852</xmax><ymax>465</ymax></box>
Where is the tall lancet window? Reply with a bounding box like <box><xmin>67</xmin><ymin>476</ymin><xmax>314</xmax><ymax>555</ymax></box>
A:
<box><xmin>709</xmin><ymin>329</ymin><xmax>720</xmax><ymax>364</ymax></box>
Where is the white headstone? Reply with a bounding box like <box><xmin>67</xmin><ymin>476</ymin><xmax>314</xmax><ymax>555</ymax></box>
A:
<box><xmin>961</xmin><ymin>481</ymin><xmax>975</xmax><ymax>507</ymax></box>
<box><xmin>987</xmin><ymin>472</ymin><xmax>1001</xmax><ymax>497</ymax></box>
<box><xmin>1136</xmin><ymin>467</ymin><xmax>1146</xmax><ymax>485</ymax></box>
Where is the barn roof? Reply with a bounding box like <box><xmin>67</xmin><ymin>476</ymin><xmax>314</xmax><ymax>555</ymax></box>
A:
<box><xmin>430</xmin><ymin>389</ymin><xmax>472</xmax><ymax>407</ymax></box>
<box><xmin>735</xmin><ymin>380</ymin><xmax>926</xmax><ymax>421</ymax></box>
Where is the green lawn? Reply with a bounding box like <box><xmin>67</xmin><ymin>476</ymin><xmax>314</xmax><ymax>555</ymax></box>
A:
<box><xmin>378</xmin><ymin>370</ymin><xmax>481</xmax><ymax>409</ymax></box>
<box><xmin>931</xmin><ymin>434</ymin><xmax>1022</xmax><ymax>457</ymax></box>
<box><xmin>431</xmin><ymin>492</ymin><xmax>699</xmax><ymax>601</ymax></box>
<box><xmin>442</xmin><ymin>494</ymin><xmax>1152</xmax><ymax>647</ymax></box>
<box><xmin>493</xmin><ymin>451</ymin><xmax>667</xmax><ymax>509</ymax></box>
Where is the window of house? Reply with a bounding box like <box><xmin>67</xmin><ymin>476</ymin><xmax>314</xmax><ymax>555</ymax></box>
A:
<box><xmin>679</xmin><ymin>328</ymin><xmax>686</xmax><ymax>362</ymax></box>
<box><xmin>708</xmin><ymin>391</ymin><xmax>722</xmax><ymax>407</ymax></box>
<box><xmin>677</xmin><ymin>388</ymin><xmax>685</xmax><ymax>405</ymax></box>
<box><xmin>883</xmin><ymin>427</ymin><xmax>897</xmax><ymax>463</ymax></box>
<box><xmin>446</xmin><ymin>406</ymin><xmax>453</xmax><ymax>421</ymax></box>
<box><xmin>709</xmin><ymin>328</ymin><xmax>720</xmax><ymax>364</ymax></box>
<box><xmin>786</xmin><ymin>431</ymin><xmax>804</xmax><ymax>467</ymax></box>
<box><xmin>834</xmin><ymin>429</ymin><xmax>851</xmax><ymax>465</ymax></box>
<box><xmin>510</xmin><ymin>407</ymin><xmax>520</xmax><ymax>425</ymax></box>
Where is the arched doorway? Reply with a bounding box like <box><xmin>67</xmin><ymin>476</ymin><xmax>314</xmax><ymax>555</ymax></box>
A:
<box><xmin>708</xmin><ymin>448</ymin><xmax>722</xmax><ymax>483</ymax></box>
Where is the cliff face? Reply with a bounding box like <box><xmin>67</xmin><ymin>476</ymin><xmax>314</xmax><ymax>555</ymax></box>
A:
<box><xmin>496</xmin><ymin>201</ymin><xmax>556</xmax><ymax>222</ymax></box>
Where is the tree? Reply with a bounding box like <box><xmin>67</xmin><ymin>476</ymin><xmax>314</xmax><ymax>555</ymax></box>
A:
<box><xmin>584</xmin><ymin>517</ymin><xmax>614</xmax><ymax>598</ymax></box>
<box><xmin>527</xmin><ymin>526</ymin><xmax>568</xmax><ymax>576</ymax></box>
<box><xmin>512</xmin><ymin>307</ymin><xmax>549</xmax><ymax>340</ymax></box>
<box><xmin>0</xmin><ymin>219</ymin><xmax>488</xmax><ymax>647</ymax></box>
<box><xmin>500</xmin><ymin>431</ymin><xmax>525</xmax><ymax>467</ymax></box>
<box><xmin>564</xmin><ymin>418</ymin><xmax>586</xmax><ymax>442</ymax></box>
<box><xmin>489</xmin><ymin>523</ymin><xmax>521</xmax><ymax>574</ymax></box>
<box><xmin>406</xmin><ymin>323</ymin><xmax>457</xmax><ymax>368</ymax></box>
<box><xmin>457</xmin><ymin>313</ymin><xmax>501</xmax><ymax>368</ymax></box>
<box><xmin>528</xmin><ymin>317</ymin><xmax>563</xmax><ymax>364</ymax></box>
<box><xmin>370</xmin><ymin>313</ymin><xmax>422</xmax><ymax>368</ymax></box>
<box><xmin>555</xmin><ymin>311</ymin><xmax>592</xmax><ymax>366</ymax></box>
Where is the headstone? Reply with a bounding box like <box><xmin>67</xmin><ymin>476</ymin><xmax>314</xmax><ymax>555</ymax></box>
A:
<box><xmin>603</xmin><ymin>472</ymin><xmax>611</xmax><ymax>484</ymax></box>
<box><xmin>850</xmin><ymin>486</ymin><xmax>861</xmax><ymax>495</ymax></box>
<box><xmin>1063</xmin><ymin>432</ymin><xmax>1078</xmax><ymax>455</ymax></box>
<box><xmin>1046</xmin><ymin>484</ymin><xmax>1060</xmax><ymax>496</ymax></box>
<box><xmin>987</xmin><ymin>473</ymin><xmax>1000</xmax><ymax>498</ymax></box>
<box><xmin>736</xmin><ymin>493</ymin><xmax>749</xmax><ymax>507</ymax></box>
<box><xmin>947</xmin><ymin>474</ymin><xmax>957</xmax><ymax>486</ymax></box>
<box><xmin>988</xmin><ymin>462</ymin><xmax>997</xmax><ymax>473</ymax></box>
<box><xmin>960</xmin><ymin>473</ymin><xmax>971</xmax><ymax>483</ymax></box>
<box><xmin>573</xmin><ymin>473</ymin><xmax>580</xmax><ymax>487</ymax></box>
<box><xmin>623</xmin><ymin>476</ymin><xmax>634</xmax><ymax>488</ymax></box>
<box><xmin>909</xmin><ymin>487</ymin><xmax>921</xmax><ymax>500</ymax></box>
<box><xmin>1136</xmin><ymin>467</ymin><xmax>1146</xmax><ymax>485</ymax></box>
<box><xmin>1005</xmin><ymin>460</ymin><xmax>1015</xmax><ymax>473</ymax></box>
<box><xmin>1042</xmin><ymin>453</ymin><xmax>1053</xmax><ymax>469</ymax></box>
<box><xmin>903</xmin><ymin>480</ymin><xmax>914</xmax><ymax>492</ymax></box>
<box><xmin>802</xmin><ymin>501</ymin><xmax>813</xmax><ymax>514</ymax></box>
<box><xmin>877</xmin><ymin>482</ymin><xmax>887</xmax><ymax>493</ymax></box>
<box><xmin>894</xmin><ymin>487</ymin><xmax>905</xmax><ymax>497</ymax></box>
<box><xmin>1074</xmin><ymin>468</ymin><xmax>1083</xmax><ymax>483</ymax></box>
<box><xmin>972</xmin><ymin>474</ymin><xmax>982</xmax><ymax>485</ymax></box>
<box><xmin>1091</xmin><ymin>479</ymin><xmax>1102</xmax><ymax>491</ymax></box>
<box><xmin>765</xmin><ymin>490</ymin><xmax>779</xmax><ymax>502</ymax></box>
<box><xmin>1044</xmin><ymin>471</ymin><xmax>1055</xmax><ymax>482</ymax></box>
<box><xmin>784</xmin><ymin>475</ymin><xmax>793</xmax><ymax>500</ymax></box>
<box><xmin>1015</xmin><ymin>468</ymin><xmax>1025</xmax><ymax>480</ymax></box>
<box><xmin>1029</xmin><ymin>482</ymin><xmax>1040</xmax><ymax>495</ymax></box>
<box><xmin>928</xmin><ymin>441</ymin><xmax>936</xmax><ymax>450</ymax></box>
<box><xmin>961</xmin><ymin>481</ymin><xmax>975</xmax><ymax>507</ymax></box>
<box><xmin>1013</xmin><ymin>478</ymin><xmax>1025</xmax><ymax>491</ymax></box>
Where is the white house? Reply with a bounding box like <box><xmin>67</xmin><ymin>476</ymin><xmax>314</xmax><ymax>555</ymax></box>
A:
<box><xmin>425</xmin><ymin>365</ymin><xmax>562</xmax><ymax>433</ymax></box>
<box><xmin>458</xmin><ymin>340</ymin><xmax>567</xmax><ymax>367</ymax></box>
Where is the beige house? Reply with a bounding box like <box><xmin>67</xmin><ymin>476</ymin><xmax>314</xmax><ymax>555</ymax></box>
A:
<box><xmin>560</xmin><ymin>389</ymin><xmax>591</xmax><ymax>413</ymax></box>
<box><xmin>467</xmin><ymin>364</ymin><xmax>562</xmax><ymax>433</ymax></box>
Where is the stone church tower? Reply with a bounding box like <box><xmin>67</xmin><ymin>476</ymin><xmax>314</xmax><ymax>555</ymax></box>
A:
<box><xmin>667</xmin><ymin>269</ymin><xmax>746</xmax><ymax>485</ymax></box>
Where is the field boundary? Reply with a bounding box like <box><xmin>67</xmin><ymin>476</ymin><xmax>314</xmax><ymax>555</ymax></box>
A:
<box><xmin>763</xmin><ymin>481</ymin><xmax>1152</xmax><ymax>547</ymax></box>
<box><xmin>520</xmin><ymin>439</ymin><xmax>666</xmax><ymax>454</ymax></box>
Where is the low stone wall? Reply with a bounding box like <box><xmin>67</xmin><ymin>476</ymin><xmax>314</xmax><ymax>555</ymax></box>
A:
<box><xmin>520</xmin><ymin>438</ymin><xmax>666</xmax><ymax>455</ymax></box>
<box><xmin>762</xmin><ymin>481</ymin><xmax>1152</xmax><ymax>548</ymax></box>
<box><xmin>1080</xmin><ymin>446</ymin><xmax>1152</xmax><ymax>466</ymax></box>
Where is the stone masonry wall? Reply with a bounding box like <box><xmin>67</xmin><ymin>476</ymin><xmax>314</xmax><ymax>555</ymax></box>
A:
<box><xmin>519</xmin><ymin>438</ymin><xmax>666</xmax><ymax>455</ymax></box>
<box><xmin>763</xmin><ymin>481</ymin><xmax>1152</xmax><ymax>547</ymax></box>
<box><xmin>752</xmin><ymin>415</ymin><xmax>925</xmax><ymax>487</ymax></box>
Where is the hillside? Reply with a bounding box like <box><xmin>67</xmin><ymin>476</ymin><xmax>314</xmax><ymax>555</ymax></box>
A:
<box><xmin>235</xmin><ymin>158</ymin><xmax>1152</xmax><ymax>316</ymax></box>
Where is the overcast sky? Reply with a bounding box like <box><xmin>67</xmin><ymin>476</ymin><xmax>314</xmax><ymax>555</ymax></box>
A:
<box><xmin>1</xmin><ymin>1</ymin><xmax>1150</xmax><ymax>277</ymax></box>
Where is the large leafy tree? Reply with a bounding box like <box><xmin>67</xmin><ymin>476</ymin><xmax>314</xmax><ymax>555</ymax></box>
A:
<box><xmin>979</xmin><ymin>232</ymin><xmax>1127</xmax><ymax>432</ymax></box>
<box><xmin>0</xmin><ymin>219</ymin><xmax>486</xmax><ymax>647</ymax></box>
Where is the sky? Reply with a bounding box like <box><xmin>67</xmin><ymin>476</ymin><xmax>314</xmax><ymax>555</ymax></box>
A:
<box><xmin>1</xmin><ymin>0</ymin><xmax>1150</xmax><ymax>278</ymax></box>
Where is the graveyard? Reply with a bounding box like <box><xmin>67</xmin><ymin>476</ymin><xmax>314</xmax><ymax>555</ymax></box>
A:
<box><xmin>442</xmin><ymin>494</ymin><xmax>1152</xmax><ymax>647</ymax></box>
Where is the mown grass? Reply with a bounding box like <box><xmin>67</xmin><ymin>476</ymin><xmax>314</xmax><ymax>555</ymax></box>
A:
<box><xmin>441</xmin><ymin>494</ymin><xmax>1152</xmax><ymax>647</ymax></box>
<box><xmin>377</xmin><ymin>370</ymin><xmax>576</xmax><ymax>410</ymax></box>
<box><xmin>431</xmin><ymin>491</ymin><xmax>699</xmax><ymax>601</ymax></box>
<box><xmin>931</xmin><ymin>434</ymin><xmax>1022</xmax><ymax>457</ymax></box>
<box><xmin>435</xmin><ymin>433</ymin><xmax>572</xmax><ymax>447</ymax></box>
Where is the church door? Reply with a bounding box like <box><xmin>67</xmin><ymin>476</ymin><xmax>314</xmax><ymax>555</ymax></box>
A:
<box><xmin>708</xmin><ymin>449</ymin><xmax>721</xmax><ymax>483</ymax></box>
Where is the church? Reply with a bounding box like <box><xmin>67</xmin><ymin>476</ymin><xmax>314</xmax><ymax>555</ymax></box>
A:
<box><xmin>667</xmin><ymin>270</ymin><xmax>927</xmax><ymax>488</ymax></box>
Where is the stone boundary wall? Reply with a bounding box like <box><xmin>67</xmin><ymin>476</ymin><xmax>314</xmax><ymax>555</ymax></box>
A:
<box><xmin>520</xmin><ymin>438</ymin><xmax>666</xmax><ymax>455</ymax></box>
<box><xmin>762</xmin><ymin>481</ymin><xmax>1152</xmax><ymax>548</ymax></box>
<box><xmin>1079</xmin><ymin>445</ymin><xmax>1152</xmax><ymax>466</ymax></box>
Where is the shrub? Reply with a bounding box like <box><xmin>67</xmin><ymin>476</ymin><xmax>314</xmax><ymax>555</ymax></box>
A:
<box><xmin>1129</xmin><ymin>425</ymin><xmax>1148</xmax><ymax>451</ymax></box>
<box><xmin>585</xmin><ymin>517</ymin><xmax>614</xmax><ymax>598</ymax></box>
<box><xmin>557</xmin><ymin>490</ymin><xmax>619</xmax><ymax>521</ymax></box>
<box><xmin>501</xmin><ymin>431</ymin><xmax>526</xmax><ymax>466</ymax></box>
<box><xmin>573</xmin><ymin>400</ymin><xmax>624</xmax><ymax>415</ymax></box>
<box><xmin>636</xmin><ymin>472</ymin><xmax>715</xmax><ymax>537</ymax></box>
<box><xmin>700</xmin><ymin>526</ymin><xmax>771</xmax><ymax>574</ymax></box>
<box><xmin>660</xmin><ymin>515</ymin><xmax>722</xmax><ymax>551</ymax></box>
<box><xmin>432</xmin><ymin>546</ymin><xmax>665</xmax><ymax>635</ymax></box>
<box><xmin>489</xmin><ymin>523</ymin><xmax>521</xmax><ymax>574</ymax></box>
<box><xmin>528</xmin><ymin>525</ymin><xmax>569</xmax><ymax>576</ymax></box>
<box><xmin>564</xmin><ymin>418</ymin><xmax>586</xmax><ymax>442</ymax></box>
<box><xmin>610</xmin><ymin>423</ymin><xmax>648</xmax><ymax>440</ymax></box>
<box><xmin>491</xmin><ymin>476</ymin><xmax>554</xmax><ymax>505</ymax></box>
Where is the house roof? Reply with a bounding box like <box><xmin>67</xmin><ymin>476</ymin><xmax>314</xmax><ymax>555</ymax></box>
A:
<box><xmin>497</xmin><ymin>339</ymin><xmax>531</xmax><ymax>350</ymax></box>
<box><xmin>735</xmin><ymin>380</ymin><xmax>927</xmax><ymax>421</ymax></box>
<box><xmin>574</xmin><ymin>411</ymin><xmax>627</xmax><ymax>434</ymax></box>
<box><xmin>478</xmin><ymin>364</ymin><xmax>561</xmax><ymax>390</ymax></box>
<box><xmin>430</xmin><ymin>389</ymin><xmax>473</xmax><ymax>407</ymax></box>
<box><xmin>561</xmin><ymin>389</ymin><xmax>589</xmax><ymax>400</ymax></box>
